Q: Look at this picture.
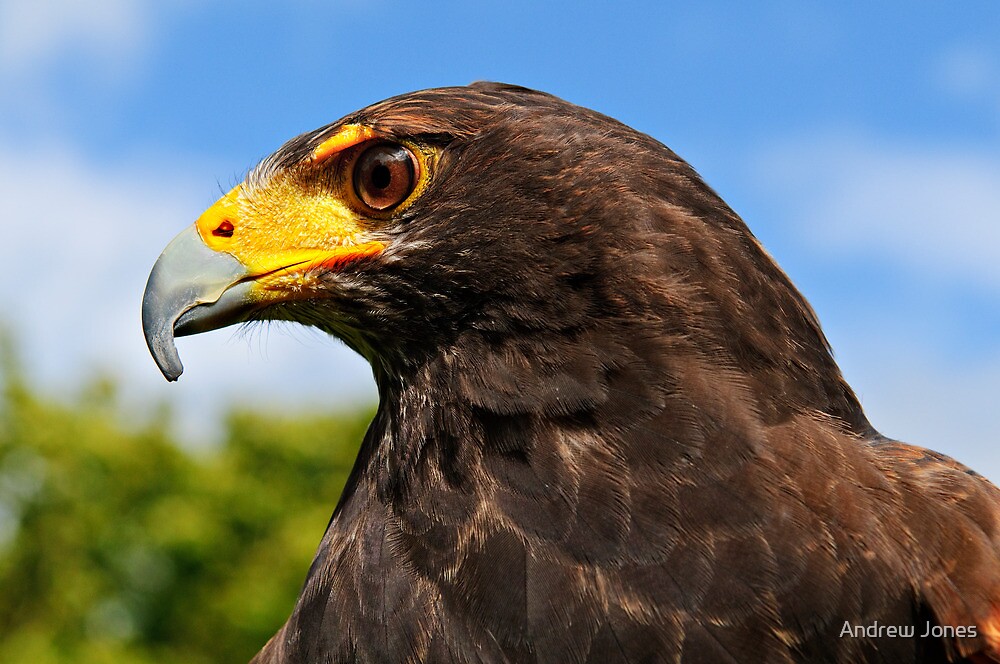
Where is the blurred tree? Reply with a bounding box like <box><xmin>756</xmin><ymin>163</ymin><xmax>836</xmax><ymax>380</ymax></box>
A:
<box><xmin>0</xmin><ymin>335</ymin><xmax>372</xmax><ymax>663</ymax></box>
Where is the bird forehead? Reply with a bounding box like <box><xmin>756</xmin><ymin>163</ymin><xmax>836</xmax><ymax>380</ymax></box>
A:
<box><xmin>252</xmin><ymin>85</ymin><xmax>562</xmax><ymax>188</ymax></box>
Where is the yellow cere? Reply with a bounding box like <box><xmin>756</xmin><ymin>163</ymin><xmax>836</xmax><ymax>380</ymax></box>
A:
<box><xmin>193</xmin><ymin>175</ymin><xmax>383</xmax><ymax>296</ymax></box>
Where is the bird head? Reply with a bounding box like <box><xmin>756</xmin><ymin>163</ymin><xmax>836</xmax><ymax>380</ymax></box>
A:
<box><xmin>143</xmin><ymin>83</ymin><xmax>867</xmax><ymax>433</ymax></box>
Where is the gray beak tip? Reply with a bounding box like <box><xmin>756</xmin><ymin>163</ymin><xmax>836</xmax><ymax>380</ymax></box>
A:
<box><xmin>142</xmin><ymin>225</ymin><xmax>248</xmax><ymax>383</ymax></box>
<box><xmin>142</xmin><ymin>285</ymin><xmax>186</xmax><ymax>382</ymax></box>
<box><xmin>154</xmin><ymin>344</ymin><xmax>184</xmax><ymax>382</ymax></box>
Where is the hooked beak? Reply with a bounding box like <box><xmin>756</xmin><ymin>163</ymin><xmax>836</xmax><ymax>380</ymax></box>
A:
<box><xmin>143</xmin><ymin>124</ymin><xmax>398</xmax><ymax>382</ymax></box>
<box><xmin>141</xmin><ymin>225</ymin><xmax>254</xmax><ymax>381</ymax></box>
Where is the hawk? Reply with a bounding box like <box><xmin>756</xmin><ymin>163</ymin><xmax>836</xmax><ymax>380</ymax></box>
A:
<box><xmin>143</xmin><ymin>83</ymin><xmax>1000</xmax><ymax>663</ymax></box>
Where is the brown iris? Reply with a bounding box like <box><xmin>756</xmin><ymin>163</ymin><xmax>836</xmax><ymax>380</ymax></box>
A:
<box><xmin>352</xmin><ymin>143</ymin><xmax>417</xmax><ymax>212</ymax></box>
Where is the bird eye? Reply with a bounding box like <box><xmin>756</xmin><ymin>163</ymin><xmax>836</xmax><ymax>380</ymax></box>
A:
<box><xmin>352</xmin><ymin>143</ymin><xmax>417</xmax><ymax>212</ymax></box>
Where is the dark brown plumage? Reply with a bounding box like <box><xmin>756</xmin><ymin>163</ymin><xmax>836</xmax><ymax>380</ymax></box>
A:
<box><xmin>144</xmin><ymin>83</ymin><xmax>1000</xmax><ymax>663</ymax></box>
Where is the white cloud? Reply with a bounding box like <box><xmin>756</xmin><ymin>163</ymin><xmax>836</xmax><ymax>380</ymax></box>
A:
<box><xmin>0</xmin><ymin>0</ymin><xmax>170</xmax><ymax>133</ymax></box>
<box><xmin>753</xmin><ymin>135</ymin><xmax>1000</xmax><ymax>291</ymax></box>
<box><xmin>0</xmin><ymin>0</ymin><xmax>147</xmax><ymax>75</ymax></box>
<box><xmin>931</xmin><ymin>43</ymin><xmax>1000</xmax><ymax>107</ymax></box>
<box><xmin>0</xmin><ymin>142</ymin><xmax>376</xmax><ymax>444</ymax></box>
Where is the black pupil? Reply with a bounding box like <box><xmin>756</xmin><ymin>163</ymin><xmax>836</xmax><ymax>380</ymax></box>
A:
<box><xmin>371</xmin><ymin>163</ymin><xmax>392</xmax><ymax>190</ymax></box>
<box><xmin>354</xmin><ymin>143</ymin><xmax>415</xmax><ymax>210</ymax></box>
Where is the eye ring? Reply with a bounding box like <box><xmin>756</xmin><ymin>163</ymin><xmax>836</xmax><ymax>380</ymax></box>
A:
<box><xmin>351</xmin><ymin>142</ymin><xmax>418</xmax><ymax>212</ymax></box>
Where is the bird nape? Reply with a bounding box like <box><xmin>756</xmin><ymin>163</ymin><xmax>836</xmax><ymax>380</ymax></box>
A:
<box><xmin>141</xmin><ymin>83</ymin><xmax>1000</xmax><ymax>664</ymax></box>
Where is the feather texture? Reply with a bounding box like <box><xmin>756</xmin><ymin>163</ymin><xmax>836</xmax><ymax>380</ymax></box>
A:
<box><xmin>236</xmin><ymin>84</ymin><xmax>1000</xmax><ymax>663</ymax></box>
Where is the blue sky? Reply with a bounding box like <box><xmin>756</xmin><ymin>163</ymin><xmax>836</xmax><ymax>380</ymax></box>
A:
<box><xmin>0</xmin><ymin>1</ymin><xmax>997</xmax><ymax>476</ymax></box>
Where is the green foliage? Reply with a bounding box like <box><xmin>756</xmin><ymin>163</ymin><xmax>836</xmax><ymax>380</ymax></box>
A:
<box><xmin>0</xmin><ymin>344</ymin><xmax>372</xmax><ymax>663</ymax></box>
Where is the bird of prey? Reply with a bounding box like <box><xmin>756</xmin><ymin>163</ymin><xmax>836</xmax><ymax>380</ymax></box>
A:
<box><xmin>142</xmin><ymin>83</ymin><xmax>1000</xmax><ymax>663</ymax></box>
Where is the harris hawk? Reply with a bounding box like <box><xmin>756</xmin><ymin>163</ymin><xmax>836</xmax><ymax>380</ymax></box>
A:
<box><xmin>142</xmin><ymin>83</ymin><xmax>1000</xmax><ymax>663</ymax></box>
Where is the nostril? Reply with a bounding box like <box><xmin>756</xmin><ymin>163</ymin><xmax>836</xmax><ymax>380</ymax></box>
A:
<box><xmin>213</xmin><ymin>220</ymin><xmax>234</xmax><ymax>237</ymax></box>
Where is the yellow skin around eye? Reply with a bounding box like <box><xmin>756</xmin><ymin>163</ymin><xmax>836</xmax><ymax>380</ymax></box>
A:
<box><xmin>311</xmin><ymin>124</ymin><xmax>377</xmax><ymax>163</ymax></box>
<box><xmin>190</xmin><ymin>123</ymin><xmax>442</xmax><ymax>301</ymax></box>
